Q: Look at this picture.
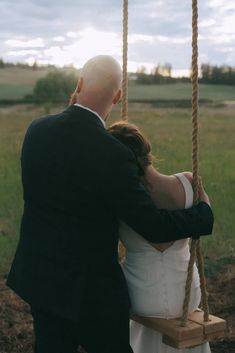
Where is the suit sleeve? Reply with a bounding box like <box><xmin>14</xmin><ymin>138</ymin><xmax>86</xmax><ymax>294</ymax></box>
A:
<box><xmin>95</xmin><ymin>139</ymin><xmax>213</xmax><ymax>243</ymax></box>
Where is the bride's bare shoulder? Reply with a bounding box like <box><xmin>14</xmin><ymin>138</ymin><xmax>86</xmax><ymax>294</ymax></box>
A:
<box><xmin>150</xmin><ymin>173</ymin><xmax>185</xmax><ymax>209</ymax></box>
<box><xmin>170</xmin><ymin>171</ymin><xmax>194</xmax><ymax>209</ymax></box>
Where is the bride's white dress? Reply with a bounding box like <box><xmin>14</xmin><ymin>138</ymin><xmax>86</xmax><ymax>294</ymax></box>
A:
<box><xmin>120</xmin><ymin>173</ymin><xmax>211</xmax><ymax>353</ymax></box>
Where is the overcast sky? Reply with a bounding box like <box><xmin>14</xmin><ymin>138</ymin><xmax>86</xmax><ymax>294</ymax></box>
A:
<box><xmin>1</xmin><ymin>0</ymin><xmax>235</xmax><ymax>76</ymax></box>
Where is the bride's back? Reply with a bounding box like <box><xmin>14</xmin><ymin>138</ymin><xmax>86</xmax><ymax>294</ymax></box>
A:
<box><xmin>119</xmin><ymin>170</ymin><xmax>200</xmax><ymax>318</ymax></box>
<box><xmin>143</xmin><ymin>168</ymin><xmax>193</xmax><ymax>251</ymax></box>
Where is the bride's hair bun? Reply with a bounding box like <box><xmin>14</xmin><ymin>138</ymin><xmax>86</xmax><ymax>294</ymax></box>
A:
<box><xmin>108</xmin><ymin>122</ymin><xmax>152</xmax><ymax>175</ymax></box>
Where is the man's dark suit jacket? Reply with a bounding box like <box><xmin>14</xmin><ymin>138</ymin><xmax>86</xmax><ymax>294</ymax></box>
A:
<box><xmin>7</xmin><ymin>105</ymin><xmax>213</xmax><ymax>321</ymax></box>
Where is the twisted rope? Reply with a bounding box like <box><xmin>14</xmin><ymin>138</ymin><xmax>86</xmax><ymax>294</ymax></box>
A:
<box><xmin>181</xmin><ymin>0</ymin><xmax>209</xmax><ymax>326</ymax></box>
<box><xmin>181</xmin><ymin>240</ymin><xmax>198</xmax><ymax>326</ymax></box>
<box><xmin>118</xmin><ymin>0</ymin><xmax>129</xmax><ymax>262</ymax></box>
<box><xmin>122</xmin><ymin>0</ymin><xmax>128</xmax><ymax>120</ymax></box>
<box><xmin>197</xmin><ymin>241</ymin><xmax>210</xmax><ymax>321</ymax></box>
<box><xmin>191</xmin><ymin>0</ymin><xmax>199</xmax><ymax>205</ymax></box>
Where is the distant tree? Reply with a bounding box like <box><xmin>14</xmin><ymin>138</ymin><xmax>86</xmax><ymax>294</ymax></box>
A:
<box><xmin>222</xmin><ymin>65</ymin><xmax>235</xmax><ymax>85</ymax></box>
<box><xmin>156</xmin><ymin>63</ymin><xmax>172</xmax><ymax>77</ymax></box>
<box><xmin>152</xmin><ymin>63</ymin><xmax>174</xmax><ymax>84</ymax></box>
<box><xmin>32</xmin><ymin>60</ymin><xmax>38</xmax><ymax>71</ymax></box>
<box><xmin>152</xmin><ymin>65</ymin><xmax>161</xmax><ymax>83</ymax></box>
<box><xmin>136</xmin><ymin>72</ymin><xmax>155</xmax><ymax>84</ymax></box>
<box><xmin>200</xmin><ymin>63</ymin><xmax>235</xmax><ymax>85</ymax></box>
<box><xmin>210</xmin><ymin>65</ymin><xmax>222</xmax><ymax>84</ymax></box>
<box><xmin>33</xmin><ymin>70</ymin><xmax>78</xmax><ymax>103</ymax></box>
<box><xmin>137</xmin><ymin>65</ymin><xmax>147</xmax><ymax>74</ymax></box>
<box><xmin>0</xmin><ymin>58</ymin><xmax>5</xmax><ymax>68</ymax></box>
<box><xmin>135</xmin><ymin>62</ymin><xmax>176</xmax><ymax>85</ymax></box>
<box><xmin>200</xmin><ymin>64</ymin><xmax>211</xmax><ymax>83</ymax></box>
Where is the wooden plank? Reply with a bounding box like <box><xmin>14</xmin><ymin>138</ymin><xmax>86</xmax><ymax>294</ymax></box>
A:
<box><xmin>131</xmin><ymin>314</ymin><xmax>203</xmax><ymax>341</ymax></box>
<box><xmin>205</xmin><ymin>330</ymin><xmax>226</xmax><ymax>341</ymax></box>
<box><xmin>162</xmin><ymin>334</ymin><xmax>207</xmax><ymax>349</ymax></box>
<box><xmin>188</xmin><ymin>312</ymin><xmax>226</xmax><ymax>334</ymax></box>
<box><xmin>162</xmin><ymin>328</ymin><xmax>226</xmax><ymax>349</ymax></box>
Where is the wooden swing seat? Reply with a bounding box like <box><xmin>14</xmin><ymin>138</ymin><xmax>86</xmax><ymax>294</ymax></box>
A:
<box><xmin>131</xmin><ymin>310</ymin><xmax>226</xmax><ymax>349</ymax></box>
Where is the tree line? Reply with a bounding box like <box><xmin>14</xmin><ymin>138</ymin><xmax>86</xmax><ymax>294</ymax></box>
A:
<box><xmin>0</xmin><ymin>58</ymin><xmax>56</xmax><ymax>70</ymax></box>
<box><xmin>200</xmin><ymin>64</ymin><xmax>235</xmax><ymax>85</ymax></box>
<box><xmin>1</xmin><ymin>58</ymin><xmax>234</xmax><ymax>86</ymax></box>
<box><xmin>1</xmin><ymin>58</ymin><xmax>234</xmax><ymax>104</ymax></box>
<box><xmin>135</xmin><ymin>63</ymin><xmax>235</xmax><ymax>85</ymax></box>
<box><xmin>28</xmin><ymin>64</ymin><xmax>235</xmax><ymax>103</ymax></box>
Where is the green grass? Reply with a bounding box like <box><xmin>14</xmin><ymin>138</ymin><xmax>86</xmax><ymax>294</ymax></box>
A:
<box><xmin>0</xmin><ymin>104</ymin><xmax>234</xmax><ymax>274</ymax></box>
<box><xmin>0</xmin><ymin>84</ymin><xmax>33</xmax><ymax>99</ymax></box>
<box><xmin>0</xmin><ymin>67</ymin><xmax>51</xmax><ymax>99</ymax></box>
<box><xmin>128</xmin><ymin>82</ymin><xmax>235</xmax><ymax>101</ymax></box>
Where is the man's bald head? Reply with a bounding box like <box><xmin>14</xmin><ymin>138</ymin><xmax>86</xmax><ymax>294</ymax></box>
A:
<box><xmin>70</xmin><ymin>55</ymin><xmax>122</xmax><ymax>119</ymax></box>
<box><xmin>81</xmin><ymin>55</ymin><xmax>122</xmax><ymax>94</ymax></box>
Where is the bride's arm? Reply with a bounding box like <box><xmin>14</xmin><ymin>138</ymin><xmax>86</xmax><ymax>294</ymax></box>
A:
<box><xmin>182</xmin><ymin>172</ymin><xmax>211</xmax><ymax>206</ymax></box>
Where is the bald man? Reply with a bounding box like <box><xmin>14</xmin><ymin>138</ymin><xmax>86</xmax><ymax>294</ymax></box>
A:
<box><xmin>7</xmin><ymin>55</ymin><xmax>213</xmax><ymax>353</ymax></box>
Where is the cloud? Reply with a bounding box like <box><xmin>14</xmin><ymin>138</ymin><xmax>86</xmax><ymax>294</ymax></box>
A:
<box><xmin>53</xmin><ymin>36</ymin><xmax>65</xmax><ymax>42</ymax></box>
<box><xmin>128</xmin><ymin>34</ymin><xmax>155</xmax><ymax>44</ymax></box>
<box><xmin>208</xmin><ymin>0</ymin><xmax>235</xmax><ymax>10</ymax></box>
<box><xmin>40</xmin><ymin>28</ymin><xmax>121</xmax><ymax>67</ymax></box>
<box><xmin>199</xmin><ymin>19</ymin><xmax>216</xmax><ymax>28</ymax></box>
<box><xmin>7</xmin><ymin>49</ymin><xmax>40</xmax><ymax>56</ymax></box>
<box><xmin>0</xmin><ymin>0</ymin><xmax>234</xmax><ymax>72</ymax></box>
<box><xmin>5</xmin><ymin>38</ymin><xmax>45</xmax><ymax>48</ymax></box>
<box><xmin>66</xmin><ymin>32</ymin><xmax>77</xmax><ymax>38</ymax></box>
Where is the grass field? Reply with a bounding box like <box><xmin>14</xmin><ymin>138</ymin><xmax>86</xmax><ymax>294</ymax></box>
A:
<box><xmin>0</xmin><ymin>67</ymin><xmax>235</xmax><ymax>102</ymax></box>
<box><xmin>128</xmin><ymin>82</ymin><xmax>235</xmax><ymax>102</ymax></box>
<box><xmin>0</xmin><ymin>67</ymin><xmax>50</xmax><ymax>99</ymax></box>
<box><xmin>0</xmin><ymin>103</ymin><xmax>234</xmax><ymax>275</ymax></box>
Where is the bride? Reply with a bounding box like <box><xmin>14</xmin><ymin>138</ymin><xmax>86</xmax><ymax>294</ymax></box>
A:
<box><xmin>108</xmin><ymin>122</ymin><xmax>211</xmax><ymax>353</ymax></box>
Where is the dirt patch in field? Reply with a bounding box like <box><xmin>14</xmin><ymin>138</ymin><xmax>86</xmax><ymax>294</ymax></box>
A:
<box><xmin>0</xmin><ymin>277</ymin><xmax>33</xmax><ymax>353</ymax></box>
<box><xmin>0</xmin><ymin>263</ymin><xmax>235</xmax><ymax>353</ymax></box>
<box><xmin>206</xmin><ymin>263</ymin><xmax>235</xmax><ymax>353</ymax></box>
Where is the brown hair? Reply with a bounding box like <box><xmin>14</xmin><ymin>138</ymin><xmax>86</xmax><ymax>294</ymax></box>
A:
<box><xmin>108</xmin><ymin>122</ymin><xmax>152</xmax><ymax>175</ymax></box>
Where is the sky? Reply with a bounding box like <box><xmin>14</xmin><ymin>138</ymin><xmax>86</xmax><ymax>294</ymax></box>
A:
<box><xmin>1</xmin><ymin>0</ymin><xmax>235</xmax><ymax>76</ymax></box>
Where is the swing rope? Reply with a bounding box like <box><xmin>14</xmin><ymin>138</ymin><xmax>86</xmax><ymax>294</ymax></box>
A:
<box><xmin>181</xmin><ymin>0</ymin><xmax>210</xmax><ymax>326</ymax></box>
<box><xmin>122</xmin><ymin>0</ymin><xmax>128</xmax><ymax>120</ymax></box>
<box><xmin>121</xmin><ymin>0</ymin><xmax>210</xmax><ymax>328</ymax></box>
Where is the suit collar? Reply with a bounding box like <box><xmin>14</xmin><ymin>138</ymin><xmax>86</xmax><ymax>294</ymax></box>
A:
<box><xmin>64</xmin><ymin>105</ymin><xmax>106</xmax><ymax>129</ymax></box>
<box><xmin>74</xmin><ymin>104</ymin><xmax>106</xmax><ymax>128</ymax></box>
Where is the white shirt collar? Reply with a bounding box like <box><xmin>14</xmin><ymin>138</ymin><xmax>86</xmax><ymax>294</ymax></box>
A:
<box><xmin>74</xmin><ymin>103</ymin><xmax>106</xmax><ymax>128</ymax></box>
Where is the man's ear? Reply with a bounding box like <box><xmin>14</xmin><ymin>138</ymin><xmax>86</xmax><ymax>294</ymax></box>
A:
<box><xmin>112</xmin><ymin>89</ymin><xmax>121</xmax><ymax>105</ymax></box>
<box><xmin>76</xmin><ymin>77</ymin><xmax>83</xmax><ymax>93</ymax></box>
<box><xmin>69</xmin><ymin>78</ymin><xmax>83</xmax><ymax>105</ymax></box>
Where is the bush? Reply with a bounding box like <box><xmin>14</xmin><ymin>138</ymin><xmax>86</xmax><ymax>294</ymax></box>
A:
<box><xmin>33</xmin><ymin>70</ymin><xmax>78</xmax><ymax>103</ymax></box>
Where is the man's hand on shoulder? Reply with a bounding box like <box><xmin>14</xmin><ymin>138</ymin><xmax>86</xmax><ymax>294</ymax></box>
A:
<box><xmin>183</xmin><ymin>172</ymin><xmax>211</xmax><ymax>207</ymax></box>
